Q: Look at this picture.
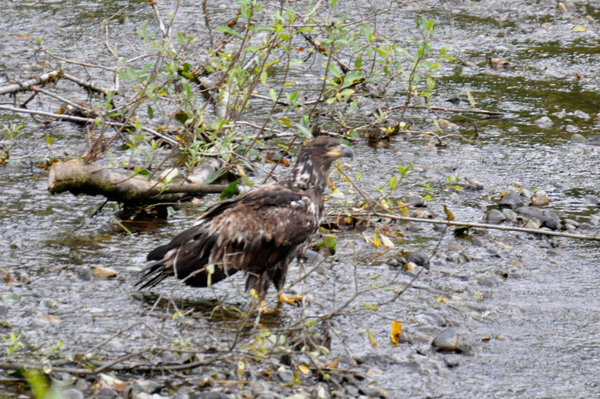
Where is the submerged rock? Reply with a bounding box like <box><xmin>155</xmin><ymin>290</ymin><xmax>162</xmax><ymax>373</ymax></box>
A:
<box><xmin>516</xmin><ymin>206</ymin><xmax>561</xmax><ymax>230</ymax></box>
<box><xmin>499</xmin><ymin>192</ymin><xmax>525</xmax><ymax>210</ymax></box>
<box><xmin>487</xmin><ymin>209</ymin><xmax>506</xmax><ymax>224</ymax></box>
<box><xmin>432</xmin><ymin>328</ymin><xmax>459</xmax><ymax>351</ymax></box>
<box><xmin>534</xmin><ymin>116</ymin><xmax>553</xmax><ymax>128</ymax></box>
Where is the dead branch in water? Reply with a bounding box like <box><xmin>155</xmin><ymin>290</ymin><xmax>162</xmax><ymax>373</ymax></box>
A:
<box><xmin>48</xmin><ymin>159</ymin><xmax>231</xmax><ymax>205</ymax></box>
<box><xmin>0</xmin><ymin>70</ymin><xmax>62</xmax><ymax>95</ymax></box>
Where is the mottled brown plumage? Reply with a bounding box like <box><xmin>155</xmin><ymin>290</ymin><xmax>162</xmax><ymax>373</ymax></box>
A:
<box><xmin>137</xmin><ymin>137</ymin><xmax>353</xmax><ymax>307</ymax></box>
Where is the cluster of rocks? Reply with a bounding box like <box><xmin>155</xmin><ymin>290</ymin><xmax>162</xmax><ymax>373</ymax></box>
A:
<box><xmin>486</xmin><ymin>183</ymin><xmax>581</xmax><ymax>231</ymax></box>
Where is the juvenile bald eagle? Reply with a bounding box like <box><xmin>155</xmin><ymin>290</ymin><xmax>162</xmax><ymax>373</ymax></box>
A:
<box><xmin>137</xmin><ymin>136</ymin><xmax>353</xmax><ymax>310</ymax></box>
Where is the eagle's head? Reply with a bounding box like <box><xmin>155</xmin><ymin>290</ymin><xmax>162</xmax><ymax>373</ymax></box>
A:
<box><xmin>301</xmin><ymin>136</ymin><xmax>354</xmax><ymax>167</ymax></box>
<box><xmin>285</xmin><ymin>136</ymin><xmax>353</xmax><ymax>191</ymax></box>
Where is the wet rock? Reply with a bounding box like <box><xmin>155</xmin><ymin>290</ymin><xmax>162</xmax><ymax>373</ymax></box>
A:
<box><xmin>97</xmin><ymin>388</ymin><xmax>119</xmax><ymax>399</ymax></box>
<box><xmin>490</xmin><ymin>58</ymin><xmax>510</xmax><ymax>70</ymax></box>
<box><xmin>516</xmin><ymin>206</ymin><xmax>561</xmax><ymax>230</ymax></box>
<box><xmin>487</xmin><ymin>209</ymin><xmax>506</xmax><ymax>224</ymax></box>
<box><xmin>478</xmin><ymin>277</ymin><xmax>499</xmax><ymax>288</ymax></box>
<box><xmin>590</xmin><ymin>215</ymin><xmax>600</xmax><ymax>226</ymax></box>
<box><xmin>456</xmin><ymin>338</ymin><xmax>474</xmax><ymax>355</ymax></box>
<box><xmin>524</xmin><ymin>218</ymin><xmax>542</xmax><ymax>229</ymax></box>
<box><xmin>564</xmin><ymin>125</ymin><xmax>579</xmax><ymax>133</ymax></box>
<box><xmin>359</xmin><ymin>386</ymin><xmax>387</xmax><ymax>398</ymax></box>
<box><xmin>418</xmin><ymin>311</ymin><xmax>446</xmax><ymax>327</ymax></box>
<box><xmin>277</xmin><ymin>367</ymin><xmax>295</xmax><ymax>384</ymax></box>
<box><xmin>190</xmin><ymin>393</ymin><xmax>230</xmax><ymax>399</ymax></box>
<box><xmin>0</xmin><ymin>305</ymin><xmax>8</xmax><ymax>317</ymax></box>
<box><xmin>344</xmin><ymin>386</ymin><xmax>360</xmax><ymax>397</ymax></box>
<box><xmin>366</xmin><ymin>368</ymin><xmax>383</xmax><ymax>377</ymax></box>
<box><xmin>437</xmin><ymin>119</ymin><xmax>459</xmax><ymax>131</ymax></box>
<box><xmin>398</xmin><ymin>331</ymin><xmax>412</xmax><ymax>344</ymax></box>
<box><xmin>92</xmin><ymin>267</ymin><xmax>117</xmax><ymax>279</ymax></box>
<box><xmin>189</xmin><ymin>375</ymin><xmax>214</xmax><ymax>388</ymax></box>
<box><xmin>502</xmin><ymin>209</ymin><xmax>517</xmax><ymax>222</ymax></box>
<box><xmin>78</xmin><ymin>268</ymin><xmax>92</xmax><ymax>281</ymax></box>
<box><xmin>521</xmin><ymin>188</ymin><xmax>534</xmax><ymax>199</ymax></box>
<box><xmin>460</xmin><ymin>179</ymin><xmax>484</xmax><ymax>191</ymax></box>
<box><xmin>499</xmin><ymin>192</ymin><xmax>524</xmax><ymax>210</ymax></box>
<box><xmin>316</xmin><ymin>383</ymin><xmax>330</xmax><ymax>399</ymax></box>
<box><xmin>471</xmin><ymin>237</ymin><xmax>484</xmax><ymax>247</ymax></box>
<box><xmin>62</xmin><ymin>389</ymin><xmax>84</xmax><ymax>399</ymax></box>
<box><xmin>446</xmin><ymin>251</ymin><xmax>465</xmax><ymax>263</ymax></box>
<box><xmin>564</xmin><ymin>219</ymin><xmax>579</xmax><ymax>228</ymax></box>
<box><xmin>534</xmin><ymin>116</ymin><xmax>553</xmax><ymax>128</ymax></box>
<box><xmin>407</xmin><ymin>252</ymin><xmax>430</xmax><ymax>269</ymax></box>
<box><xmin>571</xmin><ymin>133</ymin><xmax>587</xmax><ymax>143</ymax></box>
<box><xmin>404</xmin><ymin>195</ymin><xmax>424</xmax><ymax>207</ymax></box>
<box><xmin>432</xmin><ymin>328</ymin><xmax>459</xmax><ymax>351</ymax></box>
<box><xmin>573</xmin><ymin>110</ymin><xmax>590</xmax><ymax>120</ymax></box>
<box><xmin>531</xmin><ymin>190</ymin><xmax>549</xmax><ymax>206</ymax></box>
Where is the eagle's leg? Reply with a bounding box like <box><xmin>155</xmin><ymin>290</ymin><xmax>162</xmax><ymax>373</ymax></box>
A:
<box><xmin>249</xmin><ymin>272</ymin><xmax>276</xmax><ymax>313</ymax></box>
<box><xmin>272</xmin><ymin>261</ymin><xmax>306</xmax><ymax>307</ymax></box>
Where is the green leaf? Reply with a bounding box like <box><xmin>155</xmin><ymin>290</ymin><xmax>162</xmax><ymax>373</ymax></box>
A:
<box><xmin>363</xmin><ymin>303</ymin><xmax>380</xmax><ymax>311</ymax></box>
<box><xmin>45</xmin><ymin>135</ymin><xmax>53</xmax><ymax>146</ymax></box>
<box><xmin>260</xmin><ymin>71</ymin><xmax>268</xmax><ymax>85</ymax></box>
<box><xmin>354</xmin><ymin>54</ymin><xmax>362</xmax><ymax>69</ymax></box>
<box><xmin>216</xmin><ymin>26</ymin><xmax>243</xmax><ymax>38</ymax></box>
<box><xmin>147</xmin><ymin>105</ymin><xmax>154</xmax><ymax>119</ymax></box>
<box><xmin>220</xmin><ymin>180</ymin><xmax>238</xmax><ymax>201</ymax></box>
<box><xmin>323</xmin><ymin>235</ymin><xmax>337</xmax><ymax>251</ymax></box>
<box><xmin>327</xmin><ymin>63</ymin><xmax>342</xmax><ymax>78</ymax></box>
<box><xmin>269</xmin><ymin>88</ymin><xmax>278</xmax><ymax>102</ymax></box>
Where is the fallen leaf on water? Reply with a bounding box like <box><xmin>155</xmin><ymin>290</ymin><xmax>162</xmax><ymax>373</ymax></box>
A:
<box><xmin>436</xmin><ymin>296</ymin><xmax>447</xmax><ymax>303</ymax></box>
<box><xmin>379</xmin><ymin>234</ymin><xmax>395</xmax><ymax>248</ymax></box>
<box><xmin>14</xmin><ymin>33</ymin><xmax>31</xmax><ymax>39</ymax></box>
<box><xmin>92</xmin><ymin>267</ymin><xmax>117</xmax><ymax>279</ymax></box>
<box><xmin>325</xmin><ymin>358</ymin><xmax>339</xmax><ymax>369</ymax></box>
<box><xmin>495</xmin><ymin>241</ymin><xmax>514</xmax><ymax>250</ymax></box>
<box><xmin>390</xmin><ymin>321</ymin><xmax>402</xmax><ymax>347</ymax></box>
<box><xmin>367</xmin><ymin>328</ymin><xmax>377</xmax><ymax>349</ymax></box>
<box><xmin>573</xmin><ymin>25</ymin><xmax>587</xmax><ymax>32</ymax></box>
<box><xmin>373</xmin><ymin>232</ymin><xmax>381</xmax><ymax>248</ymax></box>
<box><xmin>38</xmin><ymin>315</ymin><xmax>60</xmax><ymax>324</ymax></box>
<box><xmin>298</xmin><ymin>365</ymin><xmax>310</xmax><ymax>374</ymax></box>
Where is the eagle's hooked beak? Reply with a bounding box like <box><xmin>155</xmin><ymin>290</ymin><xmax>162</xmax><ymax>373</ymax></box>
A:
<box><xmin>328</xmin><ymin>144</ymin><xmax>354</xmax><ymax>160</ymax></box>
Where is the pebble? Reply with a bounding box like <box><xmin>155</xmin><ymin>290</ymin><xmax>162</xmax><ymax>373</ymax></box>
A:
<box><xmin>190</xmin><ymin>393</ymin><xmax>231</xmax><ymax>399</ymax></box>
<box><xmin>407</xmin><ymin>252</ymin><xmax>430</xmax><ymax>269</ymax></box>
<box><xmin>502</xmin><ymin>209</ymin><xmax>517</xmax><ymax>222</ymax></box>
<box><xmin>564</xmin><ymin>219</ymin><xmax>579</xmax><ymax>228</ymax></box>
<box><xmin>62</xmin><ymin>389</ymin><xmax>84</xmax><ymax>399</ymax></box>
<box><xmin>437</xmin><ymin>119</ymin><xmax>459</xmax><ymax>131</ymax></box>
<box><xmin>432</xmin><ymin>328</ymin><xmax>459</xmax><ymax>351</ymax></box>
<box><xmin>499</xmin><ymin>192</ymin><xmax>525</xmax><ymax>210</ymax></box>
<box><xmin>277</xmin><ymin>367</ymin><xmax>295</xmax><ymax>384</ymax></box>
<box><xmin>359</xmin><ymin>387</ymin><xmax>387</xmax><ymax>398</ymax></box>
<box><xmin>487</xmin><ymin>209</ymin><xmax>506</xmax><ymax>224</ymax></box>
<box><xmin>531</xmin><ymin>190</ymin><xmax>549</xmax><ymax>206</ymax></box>
<box><xmin>78</xmin><ymin>268</ymin><xmax>92</xmax><ymax>281</ymax></box>
<box><xmin>564</xmin><ymin>125</ymin><xmax>579</xmax><ymax>133</ymax></box>
<box><xmin>571</xmin><ymin>133</ymin><xmax>587</xmax><ymax>143</ymax></box>
<box><xmin>534</xmin><ymin>116</ymin><xmax>553</xmax><ymax>128</ymax></box>
<box><xmin>92</xmin><ymin>267</ymin><xmax>117</xmax><ymax>279</ymax></box>
<box><xmin>471</xmin><ymin>237</ymin><xmax>484</xmax><ymax>247</ymax></box>
<box><xmin>0</xmin><ymin>305</ymin><xmax>8</xmax><ymax>317</ymax></box>
<box><xmin>524</xmin><ymin>218</ymin><xmax>542</xmax><ymax>229</ymax></box>
<box><xmin>490</xmin><ymin>58</ymin><xmax>510</xmax><ymax>70</ymax></box>
<box><xmin>478</xmin><ymin>277</ymin><xmax>499</xmax><ymax>288</ymax></box>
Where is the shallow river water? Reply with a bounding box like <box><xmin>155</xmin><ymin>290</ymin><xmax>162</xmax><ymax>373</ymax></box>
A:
<box><xmin>1</xmin><ymin>1</ymin><xmax>600</xmax><ymax>398</ymax></box>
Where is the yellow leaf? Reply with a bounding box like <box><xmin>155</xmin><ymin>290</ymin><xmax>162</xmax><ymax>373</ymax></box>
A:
<box><xmin>330</xmin><ymin>189</ymin><xmax>345</xmax><ymax>198</ymax></box>
<box><xmin>367</xmin><ymin>328</ymin><xmax>377</xmax><ymax>349</ymax></box>
<box><xmin>250</xmin><ymin>289</ymin><xmax>259</xmax><ymax>299</ymax></box>
<box><xmin>298</xmin><ymin>365</ymin><xmax>310</xmax><ymax>374</ymax></box>
<box><xmin>390</xmin><ymin>321</ymin><xmax>402</xmax><ymax>347</ymax></box>
<box><xmin>160</xmin><ymin>167</ymin><xmax>178</xmax><ymax>184</ymax></box>
<box><xmin>436</xmin><ymin>296</ymin><xmax>447</xmax><ymax>303</ymax></box>
<box><xmin>573</xmin><ymin>25</ymin><xmax>587</xmax><ymax>32</ymax></box>
<box><xmin>380</xmin><ymin>235</ymin><xmax>394</xmax><ymax>248</ymax></box>
<box><xmin>397</xmin><ymin>201</ymin><xmax>411</xmax><ymax>218</ymax></box>
<box><xmin>496</xmin><ymin>241</ymin><xmax>514</xmax><ymax>250</ymax></box>
<box><xmin>443</xmin><ymin>204</ymin><xmax>455</xmax><ymax>221</ymax></box>
<box><xmin>363</xmin><ymin>303</ymin><xmax>380</xmax><ymax>311</ymax></box>
<box><xmin>373</xmin><ymin>232</ymin><xmax>381</xmax><ymax>248</ymax></box>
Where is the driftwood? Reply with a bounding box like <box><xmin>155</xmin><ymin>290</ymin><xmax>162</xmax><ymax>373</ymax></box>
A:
<box><xmin>0</xmin><ymin>70</ymin><xmax>62</xmax><ymax>96</ymax></box>
<box><xmin>48</xmin><ymin>159</ymin><xmax>231</xmax><ymax>205</ymax></box>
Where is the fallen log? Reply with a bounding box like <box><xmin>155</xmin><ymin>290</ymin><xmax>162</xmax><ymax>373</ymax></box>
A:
<box><xmin>0</xmin><ymin>70</ymin><xmax>62</xmax><ymax>95</ymax></box>
<box><xmin>48</xmin><ymin>159</ymin><xmax>231</xmax><ymax>205</ymax></box>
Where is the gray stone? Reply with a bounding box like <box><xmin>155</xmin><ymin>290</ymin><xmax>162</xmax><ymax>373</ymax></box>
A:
<box><xmin>516</xmin><ymin>206</ymin><xmax>561</xmax><ymax>230</ymax></box>
<box><xmin>190</xmin><ymin>393</ymin><xmax>230</xmax><ymax>399</ymax></box>
<box><xmin>565</xmin><ymin>125</ymin><xmax>579</xmax><ymax>133</ymax></box>
<box><xmin>478</xmin><ymin>277</ymin><xmax>499</xmax><ymax>288</ymax></box>
<box><xmin>564</xmin><ymin>219</ymin><xmax>579</xmax><ymax>228</ymax></box>
<box><xmin>524</xmin><ymin>218</ymin><xmax>542</xmax><ymax>229</ymax></box>
<box><xmin>62</xmin><ymin>389</ymin><xmax>84</xmax><ymax>399</ymax></box>
<box><xmin>471</xmin><ymin>237</ymin><xmax>484</xmax><ymax>247</ymax></box>
<box><xmin>521</xmin><ymin>188</ymin><xmax>534</xmax><ymax>199</ymax></box>
<box><xmin>344</xmin><ymin>386</ymin><xmax>360</xmax><ymax>397</ymax></box>
<box><xmin>487</xmin><ymin>209</ymin><xmax>506</xmax><ymax>224</ymax></box>
<box><xmin>571</xmin><ymin>133</ymin><xmax>587</xmax><ymax>143</ymax></box>
<box><xmin>432</xmin><ymin>328</ymin><xmax>459</xmax><ymax>351</ymax></box>
<box><xmin>499</xmin><ymin>192</ymin><xmax>525</xmax><ymax>210</ymax></box>
<box><xmin>0</xmin><ymin>305</ymin><xmax>8</xmax><ymax>317</ymax></box>
<box><xmin>97</xmin><ymin>388</ymin><xmax>119</xmax><ymax>399</ymax></box>
<box><xmin>584</xmin><ymin>194</ymin><xmax>600</xmax><ymax>205</ymax></box>
<box><xmin>534</xmin><ymin>116</ymin><xmax>553</xmax><ymax>128</ymax></box>
<box><xmin>502</xmin><ymin>209</ymin><xmax>517</xmax><ymax>222</ymax></box>
<box><xmin>316</xmin><ymin>383</ymin><xmax>330</xmax><ymax>399</ymax></box>
<box><xmin>78</xmin><ymin>268</ymin><xmax>92</xmax><ymax>281</ymax></box>
<box><xmin>277</xmin><ymin>368</ymin><xmax>295</xmax><ymax>384</ymax></box>
<box><xmin>359</xmin><ymin>386</ymin><xmax>387</xmax><ymax>398</ymax></box>
<box><xmin>407</xmin><ymin>252</ymin><xmax>429</xmax><ymax>268</ymax></box>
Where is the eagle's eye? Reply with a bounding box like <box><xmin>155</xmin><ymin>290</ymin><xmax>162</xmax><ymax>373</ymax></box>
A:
<box><xmin>325</xmin><ymin>143</ymin><xmax>332</xmax><ymax>149</ymax></box>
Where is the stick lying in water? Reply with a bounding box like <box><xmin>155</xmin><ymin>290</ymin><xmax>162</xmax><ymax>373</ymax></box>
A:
<box><xmin>341</xmin><ymin>211</ymin><xmax>600</xmax><ymax>241</ymax></box>
<box><xmin>0</xmin><ymin>70</ymin><xmax>62</xmax><ymax>95</ymax></box>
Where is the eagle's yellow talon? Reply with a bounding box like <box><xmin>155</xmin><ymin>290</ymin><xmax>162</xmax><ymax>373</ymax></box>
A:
<box><xmin>258</xmin><ymin>300</ymin><xmax>276</xmax><ymax>314</ymax></box>
<box><xmin>278</xmin><ymin>291</ymin><xmax>306</xmax><ymax>307</ymax></box>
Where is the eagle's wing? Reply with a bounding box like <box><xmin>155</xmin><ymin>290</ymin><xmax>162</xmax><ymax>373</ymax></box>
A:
<box><xmin>137</xmin><ymin>185</ymin><xmax>321</xmax><ymax>288</ymax></box>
